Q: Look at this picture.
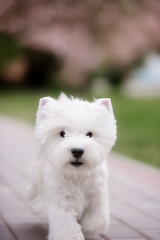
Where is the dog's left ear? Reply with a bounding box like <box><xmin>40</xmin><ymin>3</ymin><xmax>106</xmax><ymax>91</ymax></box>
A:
<box><xmin>36</xmin><ymin>97</ymin><xmax>54</xmax><ymax>124</ymax></box>
<box><xmin>97</xmin><ymin>98</ymin><xmax>114</xmax><ymax>115</ymax></box>
<box><xmin>38</xmin><ymin>97</ymin><xmax>53</xmax><ymax>110</ymax></box>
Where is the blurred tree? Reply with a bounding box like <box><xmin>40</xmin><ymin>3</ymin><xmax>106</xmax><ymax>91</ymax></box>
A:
<box><xmin>24</xmin><ymin>49</ymin><xmax>62</xmax><ymax>88</ymax></box>
<box><xmin>0</xmin><ymin>34</ymin><xmax>62</xmax><ymax>88</ymax></box>
<box><xmin>0</xmin><ymin>0</ymin><xmax>160</xmax><ymax>88</ymax></box>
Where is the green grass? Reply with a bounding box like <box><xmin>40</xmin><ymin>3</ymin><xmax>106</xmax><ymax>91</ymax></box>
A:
<box><xmin>0</xmin><ymin>89</ymin><xmax>160</xmax><ymax>168</ymax></box>
<box><xmin>0</xmin><ymin>89</ymin><xmax>54</xmax><ymax>123</ymax></box>
<box><xmin>110</xmin><ymin>94</ymin><xmax>160</xmax><ymax>168</ymax></box>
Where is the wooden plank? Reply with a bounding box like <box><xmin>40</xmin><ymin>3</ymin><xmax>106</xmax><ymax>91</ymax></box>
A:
<box><xmin>109</xmin><ymin>155</ymin><xmax>160</xmax><ymax>201</ymax></box>
<box><xmin>110</xmin><ymin>238</ymin><xmax>147</xmax><ymax>240</ymax></box>
<box><xmin>111</xmin><ymin>201</ymin><xmax>160</xmax><ymax>240</ymax></box>
<box><xmin>111</xmin><ymin>200</ymin><xmax>160</xmax><ymax>229</ymax></box>
<box><xmin>104</xmin><ymin>217</ymin><xmax>141</xmax><ymax>239</ymax></box>
<box><xmin>141</xmin><ymin>229</ymin><xmax>160</xmax><ymax>240</ymax></box>
<box><xmin>107</xmin><ymin>222</ymin><xmax>141</xmax><ymax>239</ymax></box>
<box><xmin>110</xmin><ymin>180</ymin><xmax>160</xmax><ymax>222</ymax></box>
<box><xmin>0</xmin><ymin>182</ymin><xmax>47</xmax><ymax>240</ymax></box>
<box><xmin>0</xmin><ymin>217</ymin><xmax>16</xmax><ymax>240</ymax></box>
<box><xmin>108</xmin><ymin>161</ymin><xmax>160</xmax><ymax>240</ymax></box>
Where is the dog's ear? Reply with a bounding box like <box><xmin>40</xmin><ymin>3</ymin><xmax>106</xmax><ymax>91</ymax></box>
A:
<box><xmin>36</xmin><ymin>97</ymin><xmax>54</xmax><ymax>124</ymax></box>
<box><xmin>38</xmin><ymin>97</ymin><xmax>53</xmax><ymax>109</ymax></box>
<box><xmin>97</xmin><ymin>98</ymin><xmax>114</xmax><ymax>115</ymax></box>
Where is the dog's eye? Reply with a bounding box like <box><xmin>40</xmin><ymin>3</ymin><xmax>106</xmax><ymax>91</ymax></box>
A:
<box><xmin>60</xmin><ymin>131</ymin><xmax>65</xmax><ymax>137</ymax></box>
<box><xmin>86</xmin><ymin>131</ymin><xmax>93</xmax><ymax>137</ymax></box>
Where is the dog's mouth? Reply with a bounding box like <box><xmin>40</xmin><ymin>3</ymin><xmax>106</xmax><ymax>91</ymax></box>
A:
<box><xmin>70</xmin><ymin>160</ymin><xmax>84</xmax><ymax>167</ymax></box>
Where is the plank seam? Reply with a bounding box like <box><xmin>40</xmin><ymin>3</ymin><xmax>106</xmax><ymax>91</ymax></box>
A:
<box><xmin>111</xmin><ymin>215</ymin><xmax>153</xmax><ymax>240</ymax></box>
<box><xmin>111</xmin><ymin>192</ymin><xmax>160</xmax><ymax>222</ymax></box>
<box><xmin>0</xmin><ymin>214</ymin><xmax>18</xmax><ymax>240</ymax></box>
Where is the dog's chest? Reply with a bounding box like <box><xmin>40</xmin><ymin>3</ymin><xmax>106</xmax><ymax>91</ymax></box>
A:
<box><xmin>60</xmin><ymin>175</ymin><xmax>93</xmax><ymax>216</ymax></box>
<box><xmin>59</xmin><ymin>172</ymin><xmax>104</xmax><ymax>219</ymax></box>
<box><xmin>45</xmin><ymin>166</ymin><xmax>107</xmax><ymax>220</ymax></box>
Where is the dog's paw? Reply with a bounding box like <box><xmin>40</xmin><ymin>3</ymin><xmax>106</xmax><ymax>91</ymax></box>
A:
<box><xmin>71</xmin><ymin>237</ymin><xmax>84</xmax><ymax>240</ymax></box>
<box><xmin>59</xmin><ymin>236</ymin><xmax>84</xmax><ymax>240</ymax></box>
<box><xmin>81</xmin><ymin>212</ymin><xmax>110</xmax><ymax>238</ymax></box>
<box><xmin>49</xmin><ymin>237</ymin><xmax>84</xmax><ymax>240</ymax></box>
<box><xmin>71</xmin><ymin>233</ymin><xmax>85</xmax><ymax>240</ymax></box>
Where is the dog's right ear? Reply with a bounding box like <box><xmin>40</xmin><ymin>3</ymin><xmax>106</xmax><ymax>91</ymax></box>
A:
<box><xmin>36</xmin><ymin>97</ymin><xmax>54</xmax><ymax>124</ymax></box>
<box><xmin>96</xmin><ymin>98</ymin><xmax>115</xmax><ymax>116</ymax></box>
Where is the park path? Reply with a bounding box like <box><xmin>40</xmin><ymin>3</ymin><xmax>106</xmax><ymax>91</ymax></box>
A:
<box><xmin>0</xmin><ymin>116</ymin><xmax>160</xmax><ymax>240</ymax></box>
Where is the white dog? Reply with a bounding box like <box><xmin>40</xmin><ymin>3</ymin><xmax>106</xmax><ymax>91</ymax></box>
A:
<box><xmin>29</xmin><ymin>93</ymin><xmax>117</xmax><ymax>240</ymax></box>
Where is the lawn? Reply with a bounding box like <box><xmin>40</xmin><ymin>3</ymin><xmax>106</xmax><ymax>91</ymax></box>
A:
<box><xmin>0</xmin><ymin>89</ymin><xmax>160</xmax><ymax>168</ymax></box>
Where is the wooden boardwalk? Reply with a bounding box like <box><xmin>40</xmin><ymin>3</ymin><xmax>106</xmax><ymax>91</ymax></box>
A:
<box><xmin>0</xmin><ymin>116</ymin><xmax>160</xmax><ymax>240</ymax></box>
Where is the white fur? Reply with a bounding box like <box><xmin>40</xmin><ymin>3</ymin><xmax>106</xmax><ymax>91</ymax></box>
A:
<box><xmin>29</xmin><ymin>93</ymin><xmax>117</xmax><ymax>240</ymax></box>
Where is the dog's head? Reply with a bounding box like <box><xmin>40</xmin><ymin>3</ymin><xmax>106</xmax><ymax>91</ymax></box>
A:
<box><xmin>35</xmin><ymin>93</ymin><xmax>117</xmax><ymax>173</ymax></box>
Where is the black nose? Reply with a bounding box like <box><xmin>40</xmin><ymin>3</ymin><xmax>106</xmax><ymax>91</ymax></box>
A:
<box><xmin>71</xmin><ymin>148</ymin><xmax>84</xmax><ymax>159</ymax></box>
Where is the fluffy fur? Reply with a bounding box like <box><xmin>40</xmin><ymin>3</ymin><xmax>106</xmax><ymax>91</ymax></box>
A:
<box><xmin>29</xmin><ymin>93</ymin><xmax>117</xmax><ymax>240</ymax></box>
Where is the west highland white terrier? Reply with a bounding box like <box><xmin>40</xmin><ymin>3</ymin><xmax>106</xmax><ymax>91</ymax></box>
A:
<box><xmin>29</xmin><ymin>93</ymin><xmax>117</xmax><ymax>240</ymax></box>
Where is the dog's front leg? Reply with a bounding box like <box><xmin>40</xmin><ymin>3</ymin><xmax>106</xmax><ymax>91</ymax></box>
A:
<box><xmin>80</xmin><ymin>195</ymin><xmax>110</xmax><ymax>238</ymax></box>
<box><xmin>48</xmin><ymin>206</ymin><xmax>85</xmax><ymax>240</ymax></box>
